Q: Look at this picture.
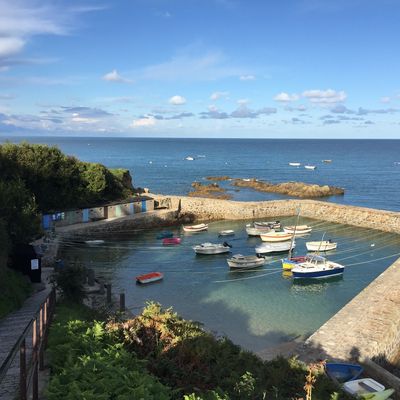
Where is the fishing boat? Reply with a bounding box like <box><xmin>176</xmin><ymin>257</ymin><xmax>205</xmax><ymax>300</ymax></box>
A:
<box><xmin>136</xmin><ymin>272</ymin><xmax>164</xmax><ymax>284</ymax></box>
<box><xmin>183</xmin><ymin>223</ymin><xmax>208</xmax><ymax>232</ymax></box>
<box><xmin>281</xmin><ymin>255</ymin><xmax>308</xmax><ymax>270</ymax></box>
<box><xmin>306</xmin><ymin>240</ymin><xmax>337</xmax><ymax>252</ymax></box>
<box><xmin>193</xmin><ymin>242</ymin><xmax>231</xmax><ymax>255</ymax></box>
<box><xmin>218</xmin><ymin>230</ymin><xmax>235</xmax><ymax>237</ymax></box>
<box><xmin>227</xmin><ymin>254</ymin><xmax>265</xmax><ymax>269</ymax></box>
<box><xmin>245</xmin><ymin>223</ymin><xmax>271</xmax><ymax>236</ymax></box>
<box><xmin>289</xmin><ymin>162</ymin><xmax>301</xmax><ymax>167</ymax></box>
<box><xmin>292</xmin><ymin>255</ymin><xmax>345</xmax><ymax>279</ymax></box>
<box><xmin>283</xmin><ymin>225</ymin><xmax>312</xmax><ymax>235</ymax></box>
<box><xmin>255</xmin><ymin>241</ymin><xmax>296</xmax><ymax>256</ymax></box>
<box><xmin>260</xmin><ymin>232</ymin><xmax>293</xmax><ymax>242</ymax></box>
<box><xmin>156</xmin><ymin>231</ymin><xmax>174</xmax><ymax>239</ymax></box>
<box><xmin>343</xmin><ymin>378</ymin><xmax>387</xmax><ymax>397</ymax></box>
<box><xmin>85</xmin><ymin>240</ymin><xmax>105</xmax><ymax>245</ymax></box>
<box><xmin>162</xmin><ymin>237</ymin><xmax>181</xmax><ymax>245</ymax></box>
<box><xmin>325</xmin><ymin>362</ymin><xmax>363</xmax><ymax>384</ymax></box>
<box><xmin>304</xmin><ymin>165</ymin><xmax>317</xmax><ymax>170</ymax></box>
<box><xmin>254</xmin><ymin>221</ymin><xmax>281</xmax><ymax>230</ymax></box>
<box><xmin>323</xmin><ymin>159</ymin><xmax>332</xmax><ymax>163</ymax></box>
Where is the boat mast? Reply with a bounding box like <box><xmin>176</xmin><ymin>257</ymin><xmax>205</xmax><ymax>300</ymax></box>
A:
<box><xmin>288</xmin><ymin>206</ymin><xmax>300</xmax><ymax>259</ymax></box>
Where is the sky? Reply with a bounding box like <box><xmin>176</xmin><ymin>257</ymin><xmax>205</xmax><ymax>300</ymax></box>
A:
<box><xmin>0</xmin><ymin>0</ymin><xmax>399</xmax><ymax>138</ymax></box>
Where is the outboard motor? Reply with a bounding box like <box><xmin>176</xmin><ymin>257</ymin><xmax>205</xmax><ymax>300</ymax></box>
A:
<box><xmin>223</xmin><ymin>241</ymin><xmax>232</xmax><ymax>248</ymax></box>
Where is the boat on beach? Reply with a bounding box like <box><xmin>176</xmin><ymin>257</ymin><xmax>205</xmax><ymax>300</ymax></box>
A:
<box><xmin>162</xmin><ymin>237</ymin><xmax>181</xmax><ymax>245</ymax></box>
<box><xmin>291</xmin><ymin>255</ymin><xmax>345</xmax><ymax>279</ymax></box>
<box><xmin>227</xmin><ymin>254</ymin><xmax>265</xmax><ymax>269</ymax></box>
<box><xmin>136</xmin><ymin>272</ymin><xmax>164</xmax><ymax>284</ymax></box>
<box><xmin>306</xmin><ymin>240</ymin><xmax>337</xmax><ymax>252</ymax></box>
<box><xmin>289</xmin><ymin>162</ymin><xmax>301</xmax><ymax>167</ymax></box>
<box><xmin>193</xmin><ymin>242</ymin><xmax>232</xmax><ymax>255</ymax></box>
<box><xmin>245</xmin><ymin>223</ymin><xmax>271</xmax><ymax>236</ymax></box>
<box><xmin>256</xmin><ymin>241</ymin><xmax>296</xmax><ymax>256</ymax></box>
<box><xmin>218</xmin><ymin>230</ymin><xmax>235</xmax><ymax>236</ymax></box>
<box><xmin>183</xmin><ymin>223</ymin><xmax>208</xmax><ymax>232</ymax></box>
<box><xmin>325</xmin><ymin>362</ymin><xmax>363</xmax><ymax>384</ymax></box>
<box><xmin>254</xmin><ymin>221</ymin><xmax>281</xmax><ymax>230</ymax></box>
<box><xmin>283</xmin><ymin>225</ymin><xmax>312</xmax><ymax>235</ymax></box>
<box><xmin>260</xmin><ymin>232</ymin><xmax>293</xmax><ymax>242</ymax></box>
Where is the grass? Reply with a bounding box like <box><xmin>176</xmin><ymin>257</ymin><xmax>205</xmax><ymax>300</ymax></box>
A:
<box><xmin>0</xmin><ymin>267</ymin><xmax>32</xmax><ymax>319</ymax></box>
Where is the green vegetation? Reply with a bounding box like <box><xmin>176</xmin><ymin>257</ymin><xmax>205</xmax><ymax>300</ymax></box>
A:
<box><xmin>52</xmin><ymin>263</ymin><xmax>86</xmax><ymax>304</ymax></box>
<box><xmin>47</xmin><ymin>301</ymin><xmax>353</xmax><ymax>400</ymax></box>
<box><xmin>0</xmin><ymin>267</ymin><xmax>31</xmax><ymax>318</ymax></box>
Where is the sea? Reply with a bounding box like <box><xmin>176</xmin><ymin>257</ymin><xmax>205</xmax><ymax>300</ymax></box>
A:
<box><xmin>4</xmin><ymin>136</ymin><xmax>400</xmax><ymax>353</ymax></box>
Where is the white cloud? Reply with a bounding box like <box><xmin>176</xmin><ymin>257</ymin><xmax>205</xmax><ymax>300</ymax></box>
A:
<box><xmin>210</xmin><ymin>91</ymin><xmax>229</xmax><ymax>101</ymax></box>
<box><xmin>240</xmin><ymin>74</ymin><xmax>255</xmax><ymax>81</ymax></box>
<box><xmin>102</xmin><ymin>69</ymin><xmax>132</xmax><ymax>83</ymax></box>
<box><xmin>130</xmin><ymin>116</ymin><xmax>156</xmax><ymax>128</ymax></box>
<box><xmin>237</xmin><ymin>98</ymin><xmax>249</xmax><ymax>105</ymax></box>
<box><xmin>71</xmin><ymin>115</ymin><xmax>98</xmax><ymax>124</ymax></box>
<box><xmin>0</xmin><ymin>37</ymin><xmax>25</xmax><ymax>58</ymax></box>
<box><xmin>380</xmin><ymin>96</ymin><xmax>391</xmax><ymax>104</ymax></box>
<box><xmin>302</xmin><ymin>89</ymin><xmax>347</xmax><ymax>104</ymax></box>
<box><xmin>274</xmin><ymin>92</ymin><xmax>299</xmax><ymax>102</ymax></box>
<box><xmin>168</xmin><ymin>95</ymin><xmax>186</xmax><ymax>105</ymax></box>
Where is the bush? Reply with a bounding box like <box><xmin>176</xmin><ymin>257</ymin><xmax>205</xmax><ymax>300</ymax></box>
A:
<box><xmin>53</xmin><ymin>263</ymin><xmax>86</xmax><ymax>303</ymax></box>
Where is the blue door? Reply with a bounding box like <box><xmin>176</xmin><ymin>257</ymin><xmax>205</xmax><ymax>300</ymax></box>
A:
<box><xmin>82</xmin><ymin>209</ymin><xmax>89</xmax><ymax>222</ymax></box>
<box><xmin>42</xmin><ymin>214</ymin><xmax>52</xmax><ymax>230</ymax></box>
<box><xmin>141</xmin><ymin>200</ymin><xmax>147</xmax><ymax>212</ymax></box>
<box><xmin>130</xmin><ymin>203</ymin><xmax>134</xmax><ymax>214</ymax></box>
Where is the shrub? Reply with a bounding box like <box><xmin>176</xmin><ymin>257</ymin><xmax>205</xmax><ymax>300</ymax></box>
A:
<box><xmin>53</xmin><ymin>263</ymin><xmax>86</xmax><ymax>303</ymax></box>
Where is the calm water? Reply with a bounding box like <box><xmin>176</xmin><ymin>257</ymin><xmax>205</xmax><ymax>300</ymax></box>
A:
<box><xmin>3</xmin><ymin>137</ymin><xmax>400</xmax><ymax>211</ymax></box>
<box><xmin>60</xmin><ymin>217</ymin><xmax>400</xmax><ymax>353</ymax></box>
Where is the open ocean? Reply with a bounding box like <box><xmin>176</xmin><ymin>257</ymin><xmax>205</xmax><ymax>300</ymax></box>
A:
<box><xmin>3</xmin><ymin>137</ymin><xmax>400</xmax><ymax>211</ymax></box>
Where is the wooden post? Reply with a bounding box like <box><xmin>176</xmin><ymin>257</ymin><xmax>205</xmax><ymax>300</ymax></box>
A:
<box><xmin>106</xmin><ymin>284</ymin><xmax>112</xmax><ymax>304</ymax></box>
<box><xmin>19</xmin><ymin>338</ymin><xmax>27</xmax><ymax>400</ymax></box>
<box><xmin>32</xmin><ymin>319</ymin><xmax>38</xmax><ymax>400</ymax></box>
<box><xmin>119</xmin><ymin>293</ymin><xmax>125</xmax><ymax>312</ymax></box>
<box><xmin>39</xmin><ymin>306</ymin><xmax>44</xmax><ymax>370</ymax></box>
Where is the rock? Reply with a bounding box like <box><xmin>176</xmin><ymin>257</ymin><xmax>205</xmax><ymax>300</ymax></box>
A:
<box><xmin>205</xmin><ymin>176</ymin><xmax>231</xmax><ymax>181</ymax></box>
<box><xmin>188</xmin><ymin>182</ymin><xmax>232</xmax><ymax>200</ymax></box>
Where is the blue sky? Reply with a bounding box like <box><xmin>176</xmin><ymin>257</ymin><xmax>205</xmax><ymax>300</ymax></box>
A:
<box><xmin>0</xmin><ymin>0</ymin><xmax>399</xmax><ymax>138</ymax></box>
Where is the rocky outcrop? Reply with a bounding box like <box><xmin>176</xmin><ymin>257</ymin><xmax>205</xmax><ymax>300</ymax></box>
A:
<box><xmin>232</xmin><ymin>179</ymin><xmax>344</xmax><ymax>198</ymax></box>
<box><xmin>205</xmin><ymin>176</ymin><xmax>231</xmax><ymax>181</ymax></box>
<box><xmin>188</xmin><ymin>182</ymin><xmax>232</xmax><ymax>200</ymax></box>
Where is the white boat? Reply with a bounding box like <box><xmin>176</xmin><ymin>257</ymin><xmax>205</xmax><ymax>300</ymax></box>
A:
<box><xmin>260</xmin><ymin>232</ymin><xmax>293</xmax><ymax>242</ymax></box>
<box><xmin>343</xmin><ymin>378</ymin><xmax>386</xmax><ymax>397</ymax></box>
<box><xmin>254</xmin><ymin>221</ymin><xmax>281</xmax><ymax>230</ymax></box>
<box><xmin>185</xmin><ymin>156</ymin><xmax>194</xmax><ymax>161</ymax></box>
<box><xmin>85</xmin><ymin>240</ymin><xmax>105</xmax><ymax>245</ymax></box>
<box><xmin>183</xmin><ymin>223</ymin><xmax>208</xmax><ymax>232</ymax></box>
<box><xmin>304</xmin><ymin>165</ymin><xmax>316</xmax><ymax>170</ymax></box>
<box><xmin>323</xmin><ymin>159</ymin><xmax>332</xmax><ymax>163</ymax></box>
<box><xmin>218</xmin><ymin>230</ymin><xmax>235</xmax><ymax>237</ymax></box>
<box><xmin>283</xmin><ymin>225</ymin><xmax>312</xmax><ymax>235</ymax></box>
<box><xmin>227</xmin><ymin>254</ymin><xmax>265</xmax><ymax>269</ymax></box>
<box><xmin>245</xmin><ymin>223</ymin><xmax>271</xmax><ymax>236</ymax></box>
<box><xmin>292</xmin><ymin>255</ymin><xmax>345</xmax><ymax>279</ymax></box>
<box><xmin>193</xmin><ymin>242</ymin><xmax>231</xmax><ymax>255</ymax></box>
<box><xmin>255</xmin><ymin>241</ymin><xmax>295</xmax><ymax>256</ymax></box>
<box><xmin>306</xmin><ymin>240</ymin><xmax>337</xmax><ymax>252</ymax></box>
<box><xmin>289</xmin><ymin>162</ymin><xmax>301</xmax><ymax>167</ymax></box>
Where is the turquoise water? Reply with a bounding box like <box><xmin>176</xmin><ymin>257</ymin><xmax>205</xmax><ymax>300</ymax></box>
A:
<box><xmin>59</xmin><ymin>216</ymin><xmax>400</xmax><ymax>352</ymax></box>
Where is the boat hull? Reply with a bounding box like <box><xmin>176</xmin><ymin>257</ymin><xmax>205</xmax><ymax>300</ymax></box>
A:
<box><xmin>136</xmin><ymin>272</ymin><xmax>164</xmax><ymax>284</ymax></box>
<box><xmin>194</xmin><ymin>247</ymin><xmax>230</xmax><ymax>255</ymax></box>
<box><xmin>218</xmin><ymin>230</ymin><xmax>235</xmax><ymax>237</ymax></box>
<box><xmin>260</xmin><ymin>233</ymin><xmax>293</xmax><ymax>242</ymax></box>
<box><xmin>162</xmin><ymin>238</ymin><xmax>181</xmax><ymax>245</ymax></box>
<box><xmin>183</xmin><ymin>223</ymin><xmax>208</xmax><ymax>232</ymax></box>
<box><xmin>306</xmin><ymin>242</ymin><xmax>337</xmax><ymax>251</ymax></box>
<box><xmin>292</xmin><ymin>267</ymin><xmax>344</xmax><ymax>279</ymax></box>
<box><xmin>325</xmin><ymin>363</ymin><xmax>363</xmax><ymax>384</ymax></box>
<box><xmin>255</xmin><ymin>241</ymin><xmax>295</xmax><ymax>255</ymax></box>
<box><xmin>228</xmin><ymin>258</ymin><xmax>265</xmax><ymax>269</ymax></box>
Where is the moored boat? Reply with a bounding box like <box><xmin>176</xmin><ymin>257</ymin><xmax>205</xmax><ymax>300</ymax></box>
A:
<box><xmin>292</xmin><ymin>255</ymin><xmax>345</xmax><ymax>279</ymax></box>
<box><xmin>85</xmin><ymin>240</ymin><xmax>105</xmax><ymax>245</ymax></box>
<box><xmin>281</xmin><ymin>255</ymin><xmax>307</xmax><ymax>270</ymax></box>
<box><xmin>304</xmin><ymin>165</ymin><xmax>317</xmax><ymax>170</ymax></box>
<box><xmin>218</xmin><ymin>230</ymin><xmax>235</xmax><ymax>237</ymax></box>
<box><xmin>183</xmin><ymin>223</ymin><xmax>208</xmax><ymax>232</ymax></box>
<box><xmin>260</xmin><ymin>232</ymin><xmax>293</xmax><ymax>242</ymax></box>
<box><xmin>193</xmin><ymin>242</ymin><xmax>231</xmax><ymax>255</ymax></box>
<box><xmin>325</xmin><ymin>362</ymin><xmax>363</xmax><ymax>384</ymax></box>
<box><xmin>254</xmin><ymin>221</ymin><xmax>281</xmax><ymax>230</ymax></box>
<box><xmin>136</xmin><ymin>272</ymin><xmax>164</xmax><ymax>284</ymax></box>
<box><xmin>162</xmin><ymin>237</ymin><xmax>181</xmax><ymax>245</ymax></box>
<box><xmin>323</xmin><ymin>159</ymin><xmax>332</xmax><ymax>163</ymax></box>
<box><xmin>185</xmin><ymin>156</ymin><xmax>194</xmax><ymax>161</ymax></box>
<box><xmin>156</xmin><ymin>231</ymin><xmax>174</xmax><ymax>239</ymax></box>
<box><xmin>246</xmin><ymin>223</ymin><xmax>271</xmax><ymax>236</ymax></box>
<box><xmin>283</xmin><ymin>225</ymin><xmax>312</xmax><ymax>235</ymax></box>
<box><xmin>227</xmin><ymin>254</ymin><xmax>265</xmax><ymax>269</ymax></box>
<box><xmin>289</xmin><ymin>162</ymin><xmax>301</xmax><ymax>167</ymax></box>
<box><xmin>255</xmin><ymin>241</ymin><xmax>296</xmax><ymax>256</ymax></box>
<box><xmin>306</xmin><ymin>240</ymin><xmax>337</xmax><ymax>252</ymax></box>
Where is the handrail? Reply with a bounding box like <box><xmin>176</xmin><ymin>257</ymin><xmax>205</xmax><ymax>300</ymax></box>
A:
<box><xmin>0</xmin><ymin>288</ymin><xmax>56</xmax><ymax>400</ymax></box>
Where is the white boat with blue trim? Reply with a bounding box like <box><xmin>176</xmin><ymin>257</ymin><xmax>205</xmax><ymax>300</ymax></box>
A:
<box><xmin>292</xmin><ymin>255</ymin><xmax>345</xmax><ymax>279</ymax></box>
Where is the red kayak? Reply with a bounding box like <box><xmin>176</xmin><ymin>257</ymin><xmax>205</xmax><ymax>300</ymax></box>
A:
<box><xmin>162</xmin><ymin>237</ymin><xmax>181</xmax><ymax>245</ymax></box>
<box><xmin>136</xmin><ymin>272</ymin><xmax>164</xmax><ymax>284</ymax></box>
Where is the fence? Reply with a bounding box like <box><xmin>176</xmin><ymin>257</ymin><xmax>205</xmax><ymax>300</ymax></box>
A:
<box><xmin>0</xmin><ymin>289</ymin><xmax>56</xmax><ymax>400</ymax></box>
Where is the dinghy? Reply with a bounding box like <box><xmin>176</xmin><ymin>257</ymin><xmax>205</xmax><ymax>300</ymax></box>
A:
<box><xmin>306</xmin><ymin>240</ymin><xmax>337</xmax><ymax>252</ymax></box>
<box><xmin>260</xmin><ymin>232</ymin><xmax>293</xmax><ymax>242</ymax></box>
<box><xmin>183</xmin><ymin>223</ymin><xmax>208</xmax><ymax>232</ymax></box>
<box><xmin>325</xmin><ymin>362</ymin><xmax>363</xmax><ymax>384</ymax></box>
<box><xmin>136</xmin><ymin>272</ymin><xmax>164</xmax><ymax>284</ymax></box>
<box><xmin>246</xmin><ymin>223</ymin><xmax>271</xmax><ymax>236</ymax></box>
<box><xmin>305</xmin><ymin>165</ymin><xmax>317</xmax><ymax>170</ymax></box>
<box><xmin>156</xmin><ymin>231</ymin><xmax>174</xmax><ymax>239</ymax></box>
<box><xmin>343</xmin><ymin>378</ymin><xmax>386</xmax><ymax>396</ymax></box>
<box><xmin>218</xmin><ymin>230</ymin><xmax>235</xmax><ymax>237</ymax></box>
<box><xmin>227</xmin><ymin>254</ymin><xmax>265</xmax><ymax>269</ymax></box>
<box><xmin>193</xmin><ymin>242</ymin><xmax>231</xmax><ymax>255</ymax></box>
<box><xmin>85</xmin><ymin>240</ymin><xmax>105</xmax><ymax>245</ymax></box>
<box><xmin>254</xmin><ymin>221</ymin><xmax>281</xmax><ymax>230</ymax></box>
<box><xmin>292</xmin><ymin>255</ymin><xmax>345</xmax><ymax>279</ymax></box>
<box><xmin>289</xmin><ymin>162</ymin><xmax>301</xmax><ymax>167</ymax></box>
<box><xmin>283</xmin><ymin>225</ymin><xmax>312</xmax><ymax>235</ymax></box>
<box><xmin>255</xmin><ymin>241</ymin><xmax>296</xmax><ymax>256</ymax></box>
<box><xmin>162</xmin><ymin>237</ymin><xmax>181</xmax><ymax>245</ymax></box>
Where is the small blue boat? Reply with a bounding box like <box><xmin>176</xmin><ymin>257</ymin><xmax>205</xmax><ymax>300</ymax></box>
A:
<box><xmin>326</xmin><ymin>362</ymin><xmax>364</xmax><ymax>384</ymax></box>
<box><xmin>291</xmin><ymin>255</ymin><xmax>345</xmax><ymax>279</ymax></box>
<box><xmin>156</xmin><ymin>231</ymin><xmax>173</xmax><ymax>239</ymax></box>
